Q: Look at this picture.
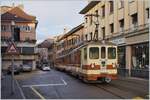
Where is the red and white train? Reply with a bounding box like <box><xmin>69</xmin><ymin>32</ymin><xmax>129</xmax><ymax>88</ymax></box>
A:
<box><xmin>55</xmin><ymin>41</ymin><xmax>118</xmax><ymax>83</ymax></box>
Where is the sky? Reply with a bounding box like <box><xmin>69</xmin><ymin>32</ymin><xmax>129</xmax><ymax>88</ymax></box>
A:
<box><xmin>1</xmin><ymin>0</ymin><xmax>87</xmax><ymax>43</ymax></box>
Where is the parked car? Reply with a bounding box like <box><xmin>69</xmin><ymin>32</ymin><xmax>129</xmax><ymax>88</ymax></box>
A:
<box><xmin>7</xmin><ymin>65</ymin><xmax>21</xmax><ymax>75</ymax></box>
<box><xmin>42</xmin><ymin>64</ymin><xmax>51</xmax><ymax>71</ymax></box>
<box><xmin>21</xmin><ymin>64</ymin><xmax>32</xmax><ymax>72</ymax></box>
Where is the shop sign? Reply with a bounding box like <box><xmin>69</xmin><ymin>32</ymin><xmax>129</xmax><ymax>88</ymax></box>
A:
<box><xmin>111</xmin><ymin>38</ymin><xmax>125</xmax><ymax>45</ymax></box>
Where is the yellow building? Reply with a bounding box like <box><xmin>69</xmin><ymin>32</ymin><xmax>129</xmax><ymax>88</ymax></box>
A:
<box><xmin>79</xmin><ymin>0</ymin><xmax>149</xmax><ymax>78</ymax></box>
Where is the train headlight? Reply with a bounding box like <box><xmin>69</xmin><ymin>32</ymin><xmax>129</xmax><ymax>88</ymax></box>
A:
<box><xmin>112</xmin><ymin>63</ymin><xmax>115</xmax><ymax>68</ymax></box>
<box><xmin>91</xmin><ymin>63</ymin><xmax>95</xmax><ymax>68</ymax></box>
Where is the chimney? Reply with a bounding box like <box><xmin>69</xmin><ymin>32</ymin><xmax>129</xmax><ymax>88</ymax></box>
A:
<box><xmin>12</xmin><ymin>3</ymin><xmax>15</xmax><ymax>8</ymax></box>
<box><xmin>63</xmin><ymin>27</ymin><xmax>68</xmax><ymax>34</ymax></box>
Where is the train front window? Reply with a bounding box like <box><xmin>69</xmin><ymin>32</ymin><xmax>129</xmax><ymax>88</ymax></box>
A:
<box><xmin>89</xmin><ymin>47</ymin><xmax>99</xmax><ymax>59</ymax></box>
<box><xmin>101</xmin><ymin>47</ymin><xmax>106</xmax><ymax>59</ymax></box>
<box><xmin>108</xmin><ymin>47</ymin><xmax>116</xmax><ymax>59</ymax></box>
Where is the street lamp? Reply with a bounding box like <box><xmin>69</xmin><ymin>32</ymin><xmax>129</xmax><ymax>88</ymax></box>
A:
<box><xmin>11</xmin><ymin>20</ymin><xmax>15</xmax><ymax>95</ymax></box>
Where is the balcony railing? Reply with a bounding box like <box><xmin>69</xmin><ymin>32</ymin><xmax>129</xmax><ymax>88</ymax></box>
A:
<box><xmin>1</xmin><ymin>36</ymin><xmax>36</xmax><ymax>43</ymax></box>
<box><xmin>106</xmin><ymin>23</ymin><xmax>149</xmax><ymax>39</ymax></box>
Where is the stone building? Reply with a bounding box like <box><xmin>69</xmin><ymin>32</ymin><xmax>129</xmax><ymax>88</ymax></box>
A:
<box><xmin>79</xmin><ymin>0</ymin><xmax>149</xmax><ymax>78</ymax></box>
<box><xmin>1</xmin><ymin>5</ymin><xmax>38</xmax><ymax>70</ymax></box>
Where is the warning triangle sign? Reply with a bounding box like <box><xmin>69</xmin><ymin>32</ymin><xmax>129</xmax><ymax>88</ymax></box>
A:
<box><xmin>6</xmin><ymin>42</ymin><xmax>19</xmax><ymax>54</ymax></box>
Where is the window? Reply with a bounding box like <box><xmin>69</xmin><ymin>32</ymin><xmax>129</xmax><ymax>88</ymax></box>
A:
<box><xmin>85</xmin><ymin>34</ymin><xmax>88</xmax><ymax>41</ymax></box>
<box><xmin>101</xmin><ymin>47</ymin><xmax>106</xmax><ymax>59</ymax></box>
<box><xmin>108</xmin><ymin>47</ymin><xmax>116</xmax><ymax>59</ymax></box>
<box><xmin>90</xmin><ymin>16</ymin><xmax>92</xmax><ymax>25</ymax></box>
<box><xmin>90</xmin><ymin>32</ymin><xmax>93</xmax><ymax>40</ymax></box>
<box><xmin>102</xmin><ymin>5</ymin><xmax>105</xmax><ymax>17</ymax></box>
<box><xmin>129</xmin><ymin>0</ymin><xmax>134</xmax><ymax>3</ymax></box>
<box><xmin>14</xmin><ymin>27</ymin><xmax>20</xmax><ymax>42</ymax></box>
<box><xmin>1</xmin><ymin>47</ymin><xmax>7</xmax><ymax>53</ymax></box>
<box><xmin>95</xmin><ymin>10</ymin><xmax>98</xmax><ymax>16</ymax></box>
<box><xmin>89</xmin><ymin>47</ymin><xmax>99</xmax><ymax>59</ymax></box>
<box><xmin>118</xmin><ymin>0</ymin><xmax>124</xmax><ymax>8</ymax></box>
<box><xmin>1</xmin><ymin>25</ymin><xmax>6</xmax><ymax>31</ymax></box>
<box><xmin>146</xmin><ymin>8</ymin><xmax>149</xmax><ymax>19</ymax></box>
<box><xmin>132</xmin><ymin>43</ymin><xmax>149</xmax><ymax>69</ymax></box>
<box><xmin>110</xmin><ymin>23</ymin><xmax>114</xmax><ymax>33</ymax></box>
<box><xmin>131</xmin><ymin>13</ymin><xmax>138</xmax><ymax>26</ymax></box>
<box><xmin>109</xmin><ymin>1</ymin><xmax>114</xmax><ymax>14</ymax></box>
<box><xmin>85</xmin><ymin>17</ymin><xmax>88</xmax><ymax>23</ymax></box>
<box><xmin>22</xmin><ymin>47</ymin><xmax>34</xmax><ymax>54</ymax></box>
<box><xmin>119</xmin><ymin>19</ymin><xmax>124</xmax><ymax>32</ymax></box>
<box><xmin>84</xmin><ymin>48</ymin><xmax>87</xmax><ymax>60</ymax></box>
<box><xmin>94</xmin><ymin>31</ymin><xmax>98</xmax><ymax>40</ymax></box>
<box><xmin>102</xmin><ymin>27</ymin><xmax>105</xmax><ymax>39</ymax></box>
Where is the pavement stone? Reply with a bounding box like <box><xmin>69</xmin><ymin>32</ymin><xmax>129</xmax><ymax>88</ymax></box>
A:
<box><xmin>1</xmin><ymin>74</ymin><xmax>24</xmax><ymax>99</ymax></box>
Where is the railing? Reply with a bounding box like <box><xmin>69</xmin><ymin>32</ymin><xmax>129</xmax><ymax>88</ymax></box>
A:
<box><xmin>106</xmin><ymin>23</ymin><xmax>149</xmax><ymax>39</ymax></box>
<box><xmin>1</xmin><ymin>36</ymin><xmax>36</xmax><ymax>43</ymax></box>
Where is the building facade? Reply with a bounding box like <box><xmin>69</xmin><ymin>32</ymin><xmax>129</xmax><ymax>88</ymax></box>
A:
<box><xmin>55</xmin><ymin>23</ymin><xmax>84</xmax><ymax>67</ymax></box>
<box><xmin>79</xmin><ymin>0</ymin><xmax>149</xmax><ymax>78</ymax></box>
<box><xmin>1</xmin><ymin>5</ymin><xmax>38</xmax><ymax>70</ymax></box>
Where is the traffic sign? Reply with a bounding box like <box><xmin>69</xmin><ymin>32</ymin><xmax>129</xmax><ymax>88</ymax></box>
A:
<box><xmin>6</xmin><ymin>42</ymin><xmax>19</xmax><ymax>55</ymax></box>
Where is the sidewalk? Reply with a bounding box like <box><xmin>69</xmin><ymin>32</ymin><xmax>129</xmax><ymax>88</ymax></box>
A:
<box><xmin>1</xmin><ymin>74</ymin><xmax>25</xmax><ymax>99</ymax></box>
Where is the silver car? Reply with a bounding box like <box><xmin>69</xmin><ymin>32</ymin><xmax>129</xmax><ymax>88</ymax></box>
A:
<box><xmin>21</xmin><ymin>64</ymin><xmax>32</xmax><ymax>72</ymax></box>
<box><xmin>42</xmin><ymin>64</ymin><xmax>51</xmax><ymax>71</ymax></box>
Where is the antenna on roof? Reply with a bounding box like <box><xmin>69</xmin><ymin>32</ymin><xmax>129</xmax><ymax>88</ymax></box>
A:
<box><xmin>12</xmin><ymin>3</ymin><xmax>15</xmax><ymax>7</ymax></box>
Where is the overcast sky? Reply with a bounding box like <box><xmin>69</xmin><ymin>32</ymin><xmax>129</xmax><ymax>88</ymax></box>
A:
<box><xmin>1</xmin><ymin>0</ymin><xmax>87</xmax><ymax>43</ymax></box>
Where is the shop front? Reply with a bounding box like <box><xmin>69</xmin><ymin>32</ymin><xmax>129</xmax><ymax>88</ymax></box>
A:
<box><xmin>131</xmin><ymin>42</ymin><xmax>149</xmax><ymax>78</ymax></box>
<box><xmin>126</xmin><ymin>32</ymin><xmax>149</xmax><ymax>79</ymax></box>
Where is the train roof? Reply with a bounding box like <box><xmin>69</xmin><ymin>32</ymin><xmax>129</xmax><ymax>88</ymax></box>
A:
<box><xmin>82</xmin><ymin>40</ymin><xmax>117</xmax><ymax>46</ymax></box>
<box><xmin>56</xmin><ymin>40</ymin><xmax>117</xmax><ymax>59</ymax></box>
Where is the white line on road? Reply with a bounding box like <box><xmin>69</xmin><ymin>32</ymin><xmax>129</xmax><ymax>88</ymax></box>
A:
<box><xmin>61</xmin><ymin>77</ymin><xmax>67</xmax><ymax>85</ymax></box>
<box><xmin>15</xmin><ymin>79</ymin><xmax>26</xmax><ymax>99</ymax></box>
<box><xmin>22</xmin><ymin>77</ymin><xmax>67</xmax><ymax>88</ymax></box>
<box><xmin>30</xmin><ymin>86</ymin><xmax>45</xmax><ymax>100</ymax></box>
<box><xmin>22</xmin><ymin>83</ymin><xmax>66</xmax><ymax>87</ymax></box>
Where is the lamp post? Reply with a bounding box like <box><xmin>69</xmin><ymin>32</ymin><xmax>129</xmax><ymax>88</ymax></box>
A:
<box><xmin>11</xmin><ymin>20</ymin><xmax>15</xmax><ymax>95</ymax></box>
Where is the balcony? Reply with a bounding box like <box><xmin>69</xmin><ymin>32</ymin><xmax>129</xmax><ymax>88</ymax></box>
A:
<box><xmin>1</xmin><ymin>36</ymin><xmax>36</xmax><ymax>43</ymax></box>
<box><xmin>107</xmin><ymin>23</ymin><xmax>149</xmax><ymax>39</ymax></box>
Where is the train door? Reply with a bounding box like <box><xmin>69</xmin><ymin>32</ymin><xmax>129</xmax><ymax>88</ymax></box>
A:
<box><xmin>100</xmin><ymin>46</ymin><xmax>107</xmax><ymax>73</ymax></box>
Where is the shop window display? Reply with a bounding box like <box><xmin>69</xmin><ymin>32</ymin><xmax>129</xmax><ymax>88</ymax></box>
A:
<box><xmin>132</xmin><ymin>43</ymin><xmax>149</xmax><ymax>70</ymax></box>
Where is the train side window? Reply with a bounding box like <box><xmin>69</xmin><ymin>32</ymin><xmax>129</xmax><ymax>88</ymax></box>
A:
<box><xmin>101</xmin><ymin>47</ymin><xmax>106</xmax><ymax>59</ymax></box>
<box><xmin>108</xmin><ymin>47</ymin><xmax>116</xmax><ymax>59</ymax></box>
<box><xmin>89</xmin><ymin>47</ymin><xmax>99</xmax><ymax>59</ymax></box>
<box><xmin>84</xmin><ymin>48</ymin><xmax>87</xmax><ymax>60</ymax></box>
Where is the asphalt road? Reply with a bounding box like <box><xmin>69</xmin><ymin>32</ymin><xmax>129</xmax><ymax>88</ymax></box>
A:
<box><xmin>14</xmin><ymin>69</ymin><xmax>149</xmax><ymax>99</ymax></box>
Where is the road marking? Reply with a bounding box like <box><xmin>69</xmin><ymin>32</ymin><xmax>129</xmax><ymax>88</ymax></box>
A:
<box><xmin>30</xmin><ymin>86</ymin><xmax>45</xmax><ymax>100</ymax></box>
<box><xmin>22</xmin><ymin>78</ymin><xmax>67</xmax><ymax>87</ymax></box>
<box><xmin>15</xmin><ymin>79</ymin><xmax>26</xmax><ymax>99</ymax></box>
<box><xmin>61</xmin><ymin>78</ymin><xmax>67</xmax><ymax>85</ymax></box>
<box><xmin>22</xmin><ymin>83</ymin><xmax>66</xmax><ymax>87</ymax></box>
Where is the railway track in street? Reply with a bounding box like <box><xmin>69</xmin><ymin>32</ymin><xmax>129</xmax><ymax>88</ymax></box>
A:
<box><xmin>94</xmin><ymin>84</ymin><xmax>125</xmax><ymax>99</ymax></box>
<box><xmin>92</xmin><ymin>80</ymin><xmax>148</xmax><ymax>99</ymax></box>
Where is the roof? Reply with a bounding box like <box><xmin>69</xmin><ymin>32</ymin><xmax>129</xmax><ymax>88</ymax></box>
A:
<box><xmin>1</xmin><ymin>12</ymin><xmax>34</xmax><ymax>22</ymax></box>
<box><xmin>37</xmin><ymin>38</ymin><xmax>54</xmax><ymax>48</ymax></box>
<box><xmin>1</xmin><ymin>6</ymin><xmax>36</xmax><ymax>21</ymax></box>
<box><xmin>57</xmin><ymin>23</ymin><xmax>84</xmax><ymax>42</ymax></box>
<box><xmin>79</xmin><ymin>1</ymin><xmax>100</xmax><ymax>14</ymax></box>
